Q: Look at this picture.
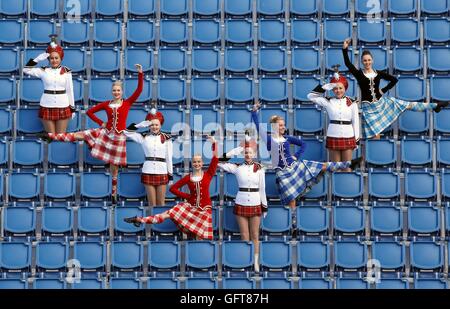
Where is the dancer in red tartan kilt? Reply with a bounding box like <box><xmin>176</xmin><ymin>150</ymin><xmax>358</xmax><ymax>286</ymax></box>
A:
<box><xmin>40</xmin><ymin>64</ymin><xmax>144</xmax><ymax>202</ymax></box>
<box><xmin>124</xmin><ymin>136</ymin><xmax>218</xmax><ymax>240</ymax></box>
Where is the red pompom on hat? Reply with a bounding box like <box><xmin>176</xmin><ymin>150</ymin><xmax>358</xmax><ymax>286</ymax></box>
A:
<box><xmin>46</xmin><ymin>34</ymin><xmax>64</xmax><ymax>60</ymax></box>
<box><xmin>145</xmin><ymin>108</ymin><xmax>165</xmax><ymax>125</ymax></box>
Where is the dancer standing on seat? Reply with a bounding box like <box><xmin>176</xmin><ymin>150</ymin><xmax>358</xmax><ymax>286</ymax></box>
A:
<box><xmin>40</xmin><ymin>64</ymin><xmax>144</xmax><ymax>202</ymax></box>
<box><xmin>307</xmin><ymin>67</ymin><xmax>360</xmax><ymax>172</ymax></box>
<box><xmin>23</xmin><ymin>35</ymin><xmax>75</xmax><ymax>134</ymax></box>
<box><xmin>218</xmin><ymin>134</ymin><xmax>267</xmax><ymax>272</ymax></box>
<box><xmin>252</xmin><ymin>102</ymin><xmax>362</xmax><ymax>210</ymax></box>
<box><xmin>124</xmin><ymin>136</ymin><xmax>218</xmax><ymax>240</ymax></box>
<box><xmin>342</xmin><ymin>38</ymin><xmax>448</xmax><ymax>139</ymax></box>
<box><xmin>124</xmin><ymin>108</ymin><xmax>173</xmax><ymax>207</ymax></box>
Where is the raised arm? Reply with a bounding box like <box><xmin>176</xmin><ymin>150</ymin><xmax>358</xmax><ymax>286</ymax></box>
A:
<box><xmin>169</xmin><ymin>175</ymin><xmax>191</xmax><ymax>200</ymax></box>
<box><xmin>23</xmin><ymin>53</ymin><xmax>49</xmax><ymax>78</ymax></box>
<box><xmin>124</xmin><ymin>68</ymin><xmax>144</xmax><ymax>107</ymax></box>
<box><xmin>251</xmin><ymin>103</ymin><xmax>270</xmax><ymax>147</ymax></box>
<box><xmin>206</xmin><ymin>139</ymin><xmax>219</xmax><ymax>177</ymax></box>
<box><xmin>86</xmin><ymin>101</ymin><xmax>108</xmax><ymax>127</ymax></box>
<box><xmin>342</xmin><ymin>39</ymin><xmax>360</xmax><ymax>78</ymax></box>
<box><xmin>307</xmin><ymin>84</ymin><xmax>334</xmax><ymax>107</ymax></box>
<box><xmin>378</xmin><ymin>71</ymin><xmax>398</xmax><ymax>95</ymax></box>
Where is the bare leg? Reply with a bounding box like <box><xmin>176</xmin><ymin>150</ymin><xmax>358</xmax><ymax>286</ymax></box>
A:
<box><xmin>373</xmin><ymin>134</ymin><xmax>381</xmax><ymax>140</ymax></box>
<box><xmin>156</xmin><ymin>185</ymin><xmax>167</xmax><ymax>206</ymax></box>
<box><xmin>146</xmin><ymin>185</ymin><xmax>157</xmax><ymax>207</ymax></box>
<box><xmin>42</xmin><ymin>120</ymin><xmax>56</xmax><ymax>134</ymax></box>
<box><xmin>236</xmin><ymin>215</ymin><xmax>250</xmax><ymax>241</ymax></box>
<box><xmin>340</xmin><ymin>149</ymin><xmax>353</xmax><ymax>172</ymax></box>
<box><xmin>55</xmin><ymin>118</ymin><xmax>70</xmax><ymax>134</ymax></box>
<box><xmin>110</xmin><ymin>164</ymin><xmax>119</xmax><ymax>202</ymax></box>
<box><xmin>249</xmin><ymin>216</ymin><xmax>261</xmax><ymax>255</ymax></box>
<box><xmin>329</xmin><ymin>150</ymin><xmax>341</xmax><ymax>163</ymax></box>
<box><xmin>288</xmin><ymin>199</ymin><xmax>296</xmax><ymax>210</ymax></box>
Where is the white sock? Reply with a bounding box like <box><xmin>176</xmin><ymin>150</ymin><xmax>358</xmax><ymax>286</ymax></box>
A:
<box><xmin>254</xmin><ymin>254</ymin><xmax>260</xmax><ymax>273</ymax></box>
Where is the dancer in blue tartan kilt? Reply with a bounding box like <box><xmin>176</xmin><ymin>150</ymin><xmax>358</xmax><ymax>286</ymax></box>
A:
<box><xmin>251</xmin><ymin>103</ymin><xmax>362</xmax><ymax>209</ymax></box>
<box><xmin>342</xmin><ymin>39</ymin><xmax>449</xmax><ymax>139</ymax></box>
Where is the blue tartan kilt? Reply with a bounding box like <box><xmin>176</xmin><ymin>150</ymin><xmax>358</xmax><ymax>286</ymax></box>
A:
<box><xmin>361</xmin><ymin>96</ymin><xmax>410</xmax><ymax>138</ymax></box>
<box><xmin>276</xmin><ymin>160</ymin><xmax>326</xmax><ymax>205</ymax></box>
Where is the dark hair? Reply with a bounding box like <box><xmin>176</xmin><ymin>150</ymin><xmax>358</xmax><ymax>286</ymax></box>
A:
<box><xmin>361</xmin><ymin>50</ymin><xmax>373</xmax><ymax>59</ymax></box>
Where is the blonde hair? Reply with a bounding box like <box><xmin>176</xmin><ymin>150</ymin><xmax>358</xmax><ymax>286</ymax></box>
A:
<box><xmin>270</xmin><ymin>115</ymin><xmax>284</xmax><ymax>124</ymax></box>
<box><xmin>112</xmin><ymin>80</ymin><xmax>123</xmax><ymax>89</ymax></box>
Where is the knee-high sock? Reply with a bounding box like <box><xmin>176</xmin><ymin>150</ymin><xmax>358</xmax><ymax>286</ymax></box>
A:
<box><xmin>408</xmin><ymin>102</ymin><xmax>437</xmax><ymax>111</ymax></box>
<box><xmin>140</xmin><ymin>214</ymin><xmax>165</xmax><ymax>224</ymax></box>
<box><xmin>326</xmin><ymin>161</ymin><xmax>351</xmax><ymax>172</ymax></box>
<box><xmin>48</xmin><ymin>132</ymin><xmax>77</xmax><ymax>142</ymax></box>
<box><xmin>111</xmin><ymin>177</ymin><xmax>118</xmax><ymax>196</ymax></box>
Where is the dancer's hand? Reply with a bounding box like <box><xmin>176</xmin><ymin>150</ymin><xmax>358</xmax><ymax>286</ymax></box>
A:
<box><xmin>322</xmin><ymin>83</ymin><xmax>338</xmax><ymax>91</ymax></box>
<box><xmin>343</xmin><ymin>38</ymin><xmax>351</xmax><ymax>49</ymax></box>
<box><xmin>101</xmin><ymin>122</ymin><xmax>107</xmax><ymax>128</ymax></box>
<box><xmin>206</xmin><ymin>135</ymin><xmax>216</xmax><ymax>144</ymax></box>
<box><xmin>379</xmin><ymin>89</ymin><xmax>384</xmax><ymax>95</ymax></box>
<box><xmin>135</xmin><ymin>64</ymin><xmax>143</xmax><ymax>73</ymax></box>
<box><xmin>34</xmin><ymin>52</ymin><xmax>50</xmax><ymax>63</ymax></box>
<box><xmin>252</xmin><ymin>102</ymin><xmax>261</xmax><ymax>112</ymax></box>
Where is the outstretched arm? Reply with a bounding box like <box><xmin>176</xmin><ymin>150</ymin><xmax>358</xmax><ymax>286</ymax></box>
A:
<box><xmin>125</xmin><ymin>66</ymin><xmax>144</xmax><ymax>107</ymax></box>
<box><xmin>251</xmin><ymin>103</ymin><xmax>270</xmax><ymax>146</ymax></box>
<box><xmin>342</xmin><ymin>39</ymin><xmax>360</xmax><ymax>77</ymax></box>
<box><xmin>23</xmin><ymin>53</ymin><xmax>49</xmax><ymax>78</ymax></box>
<box><xmin>206</xmin><ymin>137</ymin><xmax>219</xmax><ymax>177</ymax></box>
<box><xmin>307</xmin><ymin>84</ymin><xmax>335</xmax><ymax>107</ymax></box>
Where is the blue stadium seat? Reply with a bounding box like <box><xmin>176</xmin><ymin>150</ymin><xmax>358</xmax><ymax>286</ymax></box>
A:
<box><xmin>393</xmin><ymin>46</ymin><xmax>422</xmax><ymax>73</ymax></box>
<box><xmin>258</xmin><ymin>47</ymin><xmax>287</xmax><ymax>74</ymax></box>
<box><xmin>428</xmin><ymin>47</ymin><xmax>450</xmax><ymax>73</ymax></box>
<box><xmin>264</xmin><ymin>171</ymin><xmax>279</xmax><ymax>200</ymax></box>
<box><xmin>118</xmin><ymin>171</ymin><xmax>145</xmax><ymax>199</ymax></box>
<box><xmin>388</xmin><ymin>0</ymin><xmax>417</xmax><ymax>16</ymax></box>
<box><xmin>260</xmin><ymin>241</ymin><xmax>291</xmax><ymax>270</ymax></box>
<box><xmin>224</xmin><ymin>107</ymin><xmax>252</xmax><ymax>134</ymax></box>
<box><xmin>41</xmin><ymin>206</ymin><xmax>73</xmax><ymax>235</ymax></box>
<box><xmin>0</xmin><ymin>48</ymin><xmax>19</xmax><ymax>74</ymax></box>
<box><xmin>260</xmin><ymin>278</ymin><xmax>294</xmax><ymax>289</ymax></box>
<box><xmin>368</xmin><ymin>170</ymin><xmax>400</xmax><ymax>199</ymax></box>
<box><xmin>147</xmin><ymin>278</ymin><xmax>180</xmax><ymax>289</ymax></box>
<box><xmin>95</xmin><ymin>0</ymin><xmax>124</xmax><ymax>18</ymax></box>
<box><xmin>31</xmin><ymin>0</ymin><xmax>59</xmax><ymax>18</ymax></box>
<box><xmin>81</xmin><ymin>172</ymin><xmax>112</xmax><ymax>199</ymax></box>
<box><xmin>225</xmin><ymin>19</ymin><xmax>253</xmax><ymax>45</ymax></box>
<box><xmin>293</xmin><ymin>76</ymin><xmax>320</xmax><ymax>102</ymax></box>
<box><xmin>185</xmin><ymin>241</ymin><xmax>218</xmax><ymax>271</ymax></box>
<box><xmin>324</xmin><ymin>18</ymin><xmax>352</xmax><ymax>45</ymax></box>
<box><xmin>424</xmin><ymin>18</ymin><xmax>450</xmax><ymax>44</ymax></box>
<box><xmin>291</xmin><ymin>19</ymin><xmax>320</xmax><ymax>45</ymax></box>
<box><xmin>0</xmin><ymin>20</ymin><xmax>23</xmax><ymax>45</ymax></box>
<box><xmin>261</xmin><ymin>206</ymin><xmax>291</xmax><ymax>235</ymax></box>
<box><xmin>78</xmin><ymin>205</ymin><xmax>110</xmax><ymax>235</ymax></box>
<box><xmin>296</xmin><ymin>204</ymin><xmax>328</xmax><ymax>234</ymax></box>
<box><xmin>114</xmin><ymin>206</ymin><xmax>145</xmax><ymax>234</ymax></box>
<box><xmin>0</xmin><ymin>279</ymin><xmax>27</xmax><ymax>289</ymax></box>
<box><xmin>128</xmin><ymin>0</ymin><xmax>155</xmax><ymax>18</ymax></box>
<box><xmin>44</xmin><ymin>173</ymin><xmax>76</xmax><ymax>199</ymax></box>
<box><xmin>21</xmin><ymin>77</ymin><xmax>43</xmax><ymax>104</ymax></box>
<box><xmin>325</xmin><ymin>47</ymin><xmax>354</xmax><ymax>72</ymax></box>
<box><xmin>290</xmin><ymin>0</ymin><xmax>319</xmax><ymax>17</ymax></box>
<box><xmin>332</xmin><ymin>172</ymin><xmax>364</xmax><ymax>199</ymax></box>
<box><xmin>73</xmin><ymin>278</ymin><xmax>105</xmax><ymax>289</ymax></box>
<box><xmin>0</xmin><ymin>242</ymin><xmax>31</xmax><ymax>270</ymax></box>
<box><xmin>124</xmin><ymin>77</ymin><xmax>151</xmax><ymax>103</ymax></box>
<box><xmin>64</xmin><ymin>0</ymin><xmax>91</xmax><ymax>17</ymax></box>
<box><xmin>336</xmin><ymin>278</ymin><xmax>369</xmax><ymax>289</ymax></box>
<box><xmin>148</xmin><ymin>241</ymin><xmax>181</xmax><ymax>270</ymax></box>
<box><xmin>334</xmin><ymin>241</ymin><xmax>367</xmax><ymax>269</ymax></box>
<box><xmin>33</xmin><ymin>279</ymin><xmax>66</xmax><ymax>289</ymax></box>
<box><xmin>225</xmin><ymin>47</ymin><xmax>253</xmax><ymax>74</ymax></box>
<box><xmin>160</xmin><ymin>19</ymin><xmax>187</xmax><ymax>46</ymax></box>
<box><xmin>73</xmin><ymin>241</ymin><xmax>106</xmax><ymax>270</ymax></box>
<box><xmin>225</xmin><ymin>77</ymin><xmax>254</xmax><ymax>103</ymax></box>
<box><xmin>410</xmin><ymin>241</ymin><xmax>444</xmax><ymax>270</ymax></box>
<box><xmin>323</xmin><ymin>0</ymin><xmax>350</xmax><ymax>16</ymax></box>
<box><xmin>298</xmin><ymin>137</ymin><xmax>326</xmax><ymax>162</ymax></box>
<box><xmin>0</xmin><ymin>0</ymin><xmax>27</xmax><ymax>18</ymax></box>
<box><xmin>194</xmin><ymin>0</ymin><xmax>220</xmax><ymax>17</ymax></box>
<box><xmin>28</xmin><ymin>20</ymin><xmax>56</xmax><ymax>46</ymax></box>
<box><xmin>185</xmin><ymin>278</ymin><xmax>218</xmax><ymax>289</ymax></box>
<box><xmin>259</xmin><ymin>77</ymin><xmax>288</xmax><ymax>103</ymax></box>
<box><xmin>224</xmin><ymin>173</ymin><xmax>238</xmax><ymax>198</ymax></box>
<box><xmin>408</xmin><ymin>205</ymin><xmax>441</xmax><ymax>235</ymax></box>
<box><xmin>223</xmin><ymin>205</ymin><xmax>240</xmax><ymax>235</ymax></box>
<box><xmin>395</xmin><ymin>76</ymin><xmax>426</xmax><ymax>101</ymax></box>
<box><xmin>191</xmin><ymin>77</ymin><xmax>220</xmax><ymax>103</ymax></box>
<box><xmin>401</xmin><ymin>137</ymin><xmax>432</xmax><ymax>166</ymax></box>
<box><xmin>443</xmin><ymin>173</ymin><xmax>450</xmax><ymax>201</ymax></box>
<box><xmin>355</xmin><ymin>0</ymin><xmax>385</xmax><ymax>16</ymax></box>
<box><xmin>297</xmin><ymin>240</ymin><xmax>330</xmax><ymax>270</ymax></box>
<box><xmin>127</xmin><ymin>19</ymin><xmax>155</xmax><ymax>46</ymax></box>
<box><xmin>376</xmin><ymin>279</ymin><xmax>409</xmax><ymax>289</ymax></box>
<box><xmin>158</xmin><ymin>47</ymin><xmax>187</xmax><ymax>74</ymax></box>
<box><xmin>435</xmin><ymin>109</ymin><xmax>450</xmax><ymax>136</ymax></box>
<box><xmin>437</xmin><ymin>138</ymin><xmax>450</xmax><ymax>167</ymax></box>
<box><xmin>370</xmin><ymin>205</ymin><xmax>403</xmax><ymax>234</ymax></box>
<box><xmin>161</xmin><ymin>0</ymin><xmax>188</xmax><ymax>17</ymax></box>
<box><xmin>421</xmin><ymin>0</ymin><xmax>449</xmax><ymax>16</ymax></box>
<box><xmin>399</xmin><ymin>110</ymin><xmax>429</xmax><ymax>135</ymax></box>
<box><xmin>294</xmin><ymin>105</ymin><xmax>324</xmax><ymax>134</ymax></box>
<box><xmin>193</xmin><ymin>19</ymin><xmax>220</xmax><ymax>46</ymax></box>
<box><xmin>258</xmin><ymin>19</ymin><xmax>286</xmax><ymax>45</ymax></box>
<box><xmin>89</xmin><ymin>78</ymin><xmax>113</xmax><ymax>104</ymax></box>
<box><xmin>222</xmin><ymin>241</ymin><xmax>254</xmax><ymax>270</ymax></box>
<box><xmin>405</xmin><ymin>170</ymin><xmax>437</xmax><ymax>200</ymax></box>
<box><xmin>9</xmin><ymin>172</ymin><xmax>40</xmax><ymax>200</ymax></box>
<box><xmin>62</xmin><ymin>48</ymin><xmax>87</xmax><ymax>74</ymax></box>
<box><xmin>111</xmin><ymin>241</ymin><xmax>144</xmax><ymax>270</ymax></box>
<box><xmin>414</xmin><ymin>278</ymin><xmax>448</xmax><ymax>289</ymax></box>
<box><xmin>13</xmin><ymin>139</ymin><xmax>43</xmax><ymax>167</ymax></box>
<box><xmin>333</xmin><ymin>205</ymin><xmax>365</xmax><ymax>234</ymax></box>
<box><xmin>431</xmin><ymin>76</ymin><xmax>450</xmax><ymax>102</ymax></box>
<box><xmin>36</xmin><ymin>241</ymin><xmax>69</xmax><ymax>270</ymax></box>
<box><xmin>160</xmin><ymin>106</ymin><xmax>185</xmax><ymax>134</ymax></box>
<box><xmin>192</xmin><ymin>48</ymin><xmax>220</xmax><ymax>74</ymax></box>
<box><xmin>158</xmin><ymin>77</ymin><xmax>186</xmax><ymax>104</ymax></box>
<box><xmin>125</xmin><ymin>48</ymin><xmax>153</xmax><ymax>74</ymax></box>
<box><xmin>298</xmin><ymin>278</ymin><xmax>332</xmax><ymax>289</ymax></box>
<box><xmin>222</xmin><ymin>278</ymin><xmax>255</xmax><ymax>289</ymax></box>
<box><xmin>190</xmin><ymin>106</ymin><xmax>220</xmax><ymax>134</ymax></box>
<box><xmin>391</xmin><ymin>18</ymin><xmax>420</xmax><ymax>44</ymax></box>
<box><xmin>150</xmin><ymin>206</ymin><xmax>179</xmax><ymax>234</ymax></box>
<box><xmin>225</xmin><ymin>0</ymin><xmax>252</xmax><ymax>17</ymax></box>
<box><xmin>72</xmin><ymin>79</ymin><xmax>84</xmax><ymax>104</ymax></box>
<box><xmin>17</xmin><ymin>108</ymin><xmax>44</xmax><ymax>134</ymax></box>
<box><xmin>3</xmin><ymin>207</ymin><xmax>36</xmax><ymax>235</ymax></box>
<box><xmin>110</xmin><ymin>278</ymin><xmax>142</xmax><ymax>289</ymax></box>
<box><xmin>0</xmin><ymin>140</ymin><xmax>7</xmax><ymax>166</ymax></box>
<box><xmin>91</xmin><ymin>48</ymin><xmax>120</xmax><ymax>74</ymax></box>
<box><xmin>292</xmin><ymin>47</ymin><xmax>320</xmax><ymax>74</ymax></box>
<box><xmin>257</xmin><ymin>0</ymin><xmax>285</xmax><ymax>17</ymax></box>
<box><xmin>372</xmin><ymin>241</ymin><xmax>406</xmax><ymax>270</ymax></box>
<box><xmin>0</xmin><ymin>78</ymin><xmax>15</xmax><ymax>104</ymax></box>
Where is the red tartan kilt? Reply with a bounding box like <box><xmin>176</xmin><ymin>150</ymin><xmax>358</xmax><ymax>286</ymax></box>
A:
<box><xmin>141</xmin><ymin>173</ymin><xmax>169</xmax><ymax>186</ymax></box>
<box><xmin>167</xmin><ymin>202</ymin><xmax>213</xmax><ymax>240</ymax></box>
<box><xmin>39</xmin><ymin>106</ymin><xmax>72</xmax><ymax>121</ymax></box>
<box><xmin>233</xmin><ymin>204</ymin><xmax>262</xmax><ymax>217</ymax></box>
<box><xmin>326</xmin><ymin>136</ymin><xmax>357</xmax><ymax>150</ymax></box>
<box><xmin>83</xmin><ymin>128</ymin><xmax>127</xmax><ymax>166</ymax></box>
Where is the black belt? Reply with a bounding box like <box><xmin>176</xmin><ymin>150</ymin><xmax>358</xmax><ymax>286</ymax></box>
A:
<box><xmin>330</xmin><ymin>120</ymin><xmax>352</xmax><ymax>125</ymax></box>
<box><xmin>145</xmin><ymin>157</ymin><xmax>166</xmax><ymax>162</ymax></box>
<box><xmin>44</xmin><ymin>90</ymin><xmax>66</xmax><ymax>95</ymax></box>
<box><xmin>239</xmin><ymin>188</ymin><xmax>259</xmax><ymax>192</ymax></box>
